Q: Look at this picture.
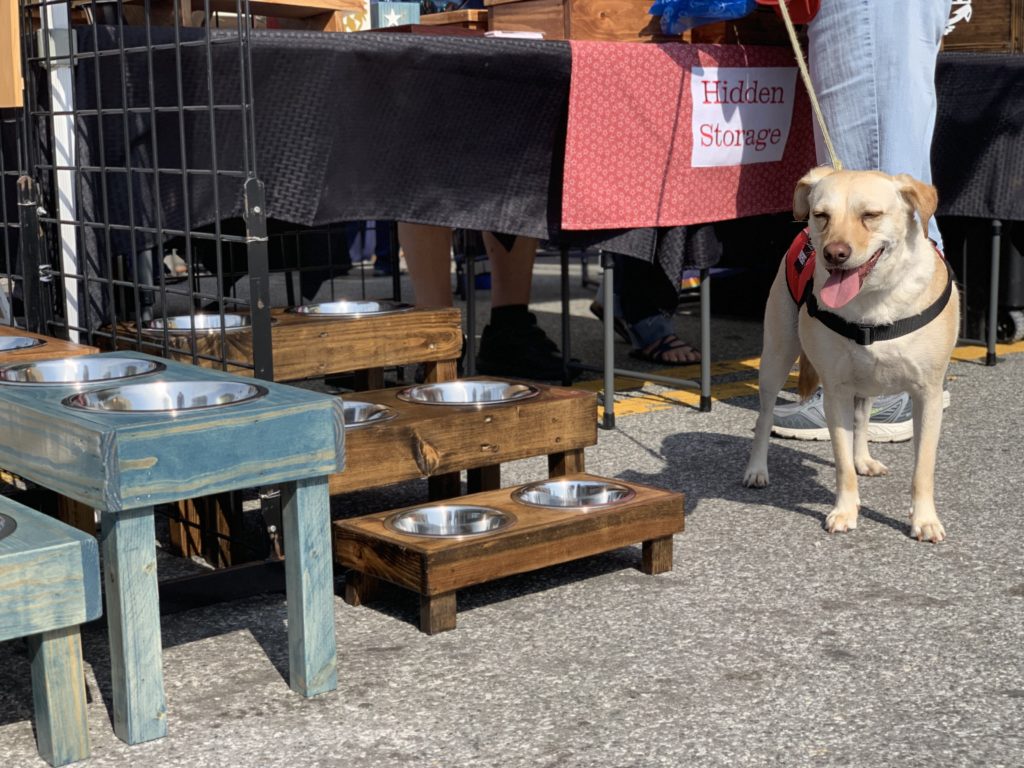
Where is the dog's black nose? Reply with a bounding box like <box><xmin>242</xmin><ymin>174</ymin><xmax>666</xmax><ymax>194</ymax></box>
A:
<box><xmin>824</xmin><ymin>242</ymin><xmax>851</xmax><ymax>266</ymax></box>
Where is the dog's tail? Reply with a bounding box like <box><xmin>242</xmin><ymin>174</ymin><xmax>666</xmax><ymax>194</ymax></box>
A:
<box><xmin>798</xmin><ymin>354</ymin><xmax>820</xmax><ymax>400</ymax></box>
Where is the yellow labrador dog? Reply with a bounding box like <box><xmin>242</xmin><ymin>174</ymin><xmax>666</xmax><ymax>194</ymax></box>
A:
<box><xmin>743</xmin><ymin>167</ymin><xmax>958</xmax><ymax>542</ymax></box>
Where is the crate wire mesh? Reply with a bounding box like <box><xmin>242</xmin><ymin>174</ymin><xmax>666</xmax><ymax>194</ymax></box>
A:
<box><xmin>1</xmin><ymin>0</ymin><xmax>399</xmax><ymax>380</ymax></box>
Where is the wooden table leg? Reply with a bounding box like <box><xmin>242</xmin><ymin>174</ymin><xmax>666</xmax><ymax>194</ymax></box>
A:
<box><xmin>422</xmin><ymin>359</ymin><xmax>459</xmax><ymax>383</ymax></box>
<box><xmin>343</xmin><ymin>571</ymin><xmax>387</xmax><ymax>607</ymax></box>
<box><xmin>641</xmin><ymin>535</ymin><xmax>674</xmax><ymax>575</ymax></box>
<box><xmin>280</xmin><ymin>476</ymin><xmax>337</xmax><ymax>698</ymax></box>
<box><xmin>466</xmin><ymin>464</ymin><xmax>500</xmax><ymax>494</ymax></box>
<box><xmin>55</xmin><ymin>495</ymin><xmax>96</xmax><ymax>536</ymax></box>
<box><xmin>428</xmin><ymin>473</ymin><xmax>463</xmax><ymax>501</ymax></box>
<box><xmin>419</xmin><ymin>591</ymin><xmax>457</xmax><ymax>635</ymax></box>
<box><xmin>548</xmin><ymin>448</ymin><xmax>585</xmax><ymax>477</ymax></box>
<box><xmin>27</xmin><ymin>625</ymin><xmax>91</xmax><ymax>766</ymax></box>
<box><xmin>99</xmin><ymin>507</ymin><xmax>167</xmax><ymax>745</ymax></box>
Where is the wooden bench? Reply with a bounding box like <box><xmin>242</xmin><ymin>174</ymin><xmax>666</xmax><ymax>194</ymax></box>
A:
<box><xmin>0</xmin><ymin>494</ymin><xmax>102</xmax><ymax>766</ymax></box>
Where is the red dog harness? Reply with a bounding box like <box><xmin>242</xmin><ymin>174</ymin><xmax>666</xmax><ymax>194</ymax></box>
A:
<box><xmin>785</xmin><ymin>227</ymin><xmax>815</xmax><ymax>307</ymax></box>
<box><xmin>783</xmin><ymin>228</ymin><xmax>955</xmax><ymax>346</ymax></box>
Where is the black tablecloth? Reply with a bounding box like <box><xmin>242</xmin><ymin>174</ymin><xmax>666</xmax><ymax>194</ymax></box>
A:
<box><xmin>932</xmin><ymin>53</ymin><xmax>1024</xmax><ymax>222</ymax></box>
<box><xmin>63</xmin><ymin>29</ymin><xmax>1024</xmax><ymax>287</ymax></box>
<box><xmin>69</xmin><ymin>26</ymin><xmax>743</xmax><ymax>280</ymax></box>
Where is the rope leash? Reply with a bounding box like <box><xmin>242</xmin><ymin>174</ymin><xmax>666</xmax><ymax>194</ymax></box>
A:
<box><xmin>774</xmin><ymin>0</ymin><xmax>843</xmax><ymax>170</ymax></box>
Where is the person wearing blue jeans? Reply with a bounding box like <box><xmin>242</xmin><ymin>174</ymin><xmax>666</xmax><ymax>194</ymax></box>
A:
<box><xmin>772</xmin><ymin>0</ymin><xmax>953</xmax><ymax>442</ymax></box>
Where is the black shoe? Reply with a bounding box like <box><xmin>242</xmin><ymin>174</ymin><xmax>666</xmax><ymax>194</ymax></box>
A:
<box><xmin>476</xmin><ymin>316</ymin><xmax>571</xmax><ymax>381</ymax></box>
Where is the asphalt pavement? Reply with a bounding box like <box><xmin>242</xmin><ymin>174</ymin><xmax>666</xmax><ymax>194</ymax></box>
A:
<box><xmin>2</xmin><ymin>257</ymin><xmax>1022</xmax><ymax>767</ymax></box>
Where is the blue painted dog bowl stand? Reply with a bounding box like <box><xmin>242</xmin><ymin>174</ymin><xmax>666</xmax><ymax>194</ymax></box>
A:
<box><xmin>0</xmin><ymin>351</ymin><xmax>345</xmax><ymax>745</ymax></box>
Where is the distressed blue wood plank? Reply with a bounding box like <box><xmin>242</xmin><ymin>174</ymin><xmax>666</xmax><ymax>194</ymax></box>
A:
<box><xmin>281</xmin><ymin>476</ymin><xmax>337</xmax><ymax>698</ymax></box>
<box><xmin>0</xmin><ymin>496</ymin><xmax>101</xmax><ymax>642</ymax></box>
<box><xmin>28</xmin><ymin>626</ymin><xmax>91</xmax><ymax>767</ymax></box>
<box><xmin>100</xmin><ymin>508</ymin><xmax>168</xmax><ymax>744</ymax></box>
<box><xmin>0</xmin><ymin>352</ymin><xmax>345</xmax><ymax>510</ymax></box>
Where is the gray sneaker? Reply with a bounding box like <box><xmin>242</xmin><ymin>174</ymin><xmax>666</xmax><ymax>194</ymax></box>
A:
<box><xmin>771</xmin><ymin>388</ymin><xmax>950</xmax><ymax>443</ymax></box>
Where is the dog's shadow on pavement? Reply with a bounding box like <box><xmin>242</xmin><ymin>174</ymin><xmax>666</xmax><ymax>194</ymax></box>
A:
<box><xmin>614</xmin><ymin>430</ymin><xmax>909</xmax><ymax>535</ymax></box>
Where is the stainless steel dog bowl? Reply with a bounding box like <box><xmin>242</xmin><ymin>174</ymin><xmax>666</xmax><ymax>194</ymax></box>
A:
<box><xmin>142</xmin><ymin>313</ymin><xmax>252</xmax><ymax>333</ymax></box>
<box><xmin>0</xmin><ymin>335</ymin><xmax>44</xmax><ymax>351</ymax></box>
<box><xmin>385</xmin><ymin>504</ymin><xmax>516</xmax><ymax>538</ymax></box>
<box><xmin>63</xmin><ymin>380</ymin><xmax>268</xmax><ymax>413</ymax></box>
<box><xmin>0</xmin><ymin>356</ymin><xmax>165</xmax><ymax>385</ymax></box>
<box><xmin>290</xmin><ymin>300</ymin><xmax>414</xmax><ymax>317</ymax></box>
<box><xmin>513</xmin><ymin>479</ymin><xmax>635</xmax><ymax>510</ymax></box>
<box><xmin>343</xmin><ymin>400</ymin><xmax>398</xmax><ymax>429</ymax></box>
<box><xmin>396</xmin><ymin>380</ymin><xmax>539</xmax><ymax>406</ymax></box>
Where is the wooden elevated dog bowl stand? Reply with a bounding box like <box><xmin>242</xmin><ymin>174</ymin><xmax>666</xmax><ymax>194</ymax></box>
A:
<box><xmin>109</xmin><ymin>306</ymin><xmax>462</xmax><ymax>564</ymax></box>
<box><xmin>0</xmin><ymin>351</ymin><xmax>344</xmax><ymax>745</ymax></box>
<box><xmin>335</xmin><ymin>473</ymin><xmax>685</xmax><ymax>634</ymax></box>
<box><xmin>0</xmin><ymin>327</ymin><xmax>100</xmax><ymax>534</ymax></box>
<box><xmin>334</xmin><ymin>378</ymin><xmax>598</xmax><ymax>499</ymax></box>
<box><xmin>115</xmin><ymin>306</ymin><xmax>463</xmax><ymax>385</ymax></box>
<box><xmin>0</xmin><ymin>326</ymin><xmax>99</xmax><ymax>361</ymax></box>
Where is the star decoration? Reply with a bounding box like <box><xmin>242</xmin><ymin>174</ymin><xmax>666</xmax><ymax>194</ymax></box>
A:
<box><xmin>384</xmin><ymin>8</ymin><xmax>403</xmax><ymax>26</ymax></box>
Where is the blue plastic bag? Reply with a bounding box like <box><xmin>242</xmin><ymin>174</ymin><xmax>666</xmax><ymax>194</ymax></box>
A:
<box><xmin>648</xmin><ymin>0</ymin><xmax>757</xmax><ymax>36</ymax></box>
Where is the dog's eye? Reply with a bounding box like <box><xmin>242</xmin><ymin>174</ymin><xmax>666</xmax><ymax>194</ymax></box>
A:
<box><xmin>862</xmin><ymin>211</ymin><xmax>882</xmax><ymax>222</ymax></box>
<box><xmin>812</xmin><ymin>211</ymin><xmax>830</xmax><ymax>223</ymax></box>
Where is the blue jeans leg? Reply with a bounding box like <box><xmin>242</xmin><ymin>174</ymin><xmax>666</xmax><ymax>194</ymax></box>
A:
<box><xmin>807</xmin><ymin>0</ymin><xmax>952</xmax><ymax>250</ymax></box>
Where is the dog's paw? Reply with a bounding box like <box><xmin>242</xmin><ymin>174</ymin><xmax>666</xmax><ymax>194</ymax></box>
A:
<box><xmin>910</xmin><ymin>517</ymin><xmax>946</xmax><ymax>543</ymax></box>
<box><xmin>743</xmin><ymin>466</ymin><xmax>770</xmax><ymax>488</ymax></box>
<box><xmin>855</xmin><ymin>456</ymin><xmax>889</xmax><ymax>477</ymax></box>
<box><xmin>825</xmin><ymin>508</ymin><xmax>858</xmax><ymax>533</ymax></box>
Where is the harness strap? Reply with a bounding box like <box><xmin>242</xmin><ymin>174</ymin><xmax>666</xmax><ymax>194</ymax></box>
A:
<box><xmin>805</xmin><ymin>258</ymin><xmax>955</xmax><ymax>345</ymax></box>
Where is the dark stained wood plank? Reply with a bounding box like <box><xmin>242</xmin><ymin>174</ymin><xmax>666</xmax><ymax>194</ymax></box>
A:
<box><xmin>330</xmin><ymin>380</ymin><xmax>597</xmax><ymax>495</ymax></box>
<box><xmin>420</xmin><ymin>591</ymin><xmax>457</xmax><ymax>635</ymax></box>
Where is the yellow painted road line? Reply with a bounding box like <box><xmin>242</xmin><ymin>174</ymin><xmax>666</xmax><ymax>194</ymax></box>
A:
<box><xmin>951</xmin><ymin>340</ymin><xmax>1024</xmax><ymax>361</ymax></box>
<box><xmin>592</xmin><ymin>341</ymin><xmax>1023</xmax><ymax>421</ymax></box>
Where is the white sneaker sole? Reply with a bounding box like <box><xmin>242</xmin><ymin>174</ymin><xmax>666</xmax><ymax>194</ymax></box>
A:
<box><xmin>771</xmin><ymin>391</ymin><xmax>950</xmax><ymax>443</ymax></box>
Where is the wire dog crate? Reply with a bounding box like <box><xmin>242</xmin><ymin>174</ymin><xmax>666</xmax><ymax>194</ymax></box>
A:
<box><xmin>1</xmin><ymin>0</ymin><xmax>397</xmax><ymax>379</ymax></box>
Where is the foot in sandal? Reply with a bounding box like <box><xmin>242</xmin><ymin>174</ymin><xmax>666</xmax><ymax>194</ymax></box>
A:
<box><xmin>628</xmin><ymin>334</ymin><xmax>701</xmax><ymax>365</ymax></box>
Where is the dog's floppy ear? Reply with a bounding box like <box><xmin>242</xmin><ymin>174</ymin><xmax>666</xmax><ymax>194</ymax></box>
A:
<box><xmin>793</xmin><ymin>166</ymin><xmax>834</xmax><ymax>221</ymax></box>
<box><xmin>894</xmin><ymin>174</ymin><xmax>938</xmax><ymax>237</ymax></box>
<box><xmin>892</xmin><ymin>176</ymin><xmax>937</xmax><ymax>239</ymax></box>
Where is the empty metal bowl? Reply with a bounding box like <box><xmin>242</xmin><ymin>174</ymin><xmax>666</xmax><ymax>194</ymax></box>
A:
<box><xmin>0</xmin><ymin>356</ymin><xmax>165</xmax><ymax>385</ymax></box>
<box><xmin>63</xmin><ymin>380</ymin><xmax>268</xmax><ymax>413</ymax></box>
<box><xmin>513</xmin><ymin>479</ymin><xmax>636</xmax><ymax>510</ymax></box>
<box><xmin>0</xmin><ymin>335</ymin><xmax>44</xmax><ymax>351</ymax></box>
<box><xmin>290</xmin><ymin>300</ymin><xmax>414</xmax><ymax>317</ymax></box>
<box><xmin>142</xmin><ymin>313</ymin><xmax>252</xmax><ymax>333</ymax></box>
<box><xmin>385</xmin><ymin>504</ymin><xmax>516</xmax><ymax>538</ymax></box>
<box><xmin>343</xmin><ymin>400</ymin><xmax>397</xmax><ymax>429</ymax></box>
<box><xmin>396</xmin><ymin>379</ymin><xmax>539</xmax><ymax>406</ymax></box>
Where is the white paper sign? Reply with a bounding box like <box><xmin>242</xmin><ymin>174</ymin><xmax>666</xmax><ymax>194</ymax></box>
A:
<box><xmin>690</xmin><ymin>66</ymin><xmax>798</xmax><ymax>168</ymax></box>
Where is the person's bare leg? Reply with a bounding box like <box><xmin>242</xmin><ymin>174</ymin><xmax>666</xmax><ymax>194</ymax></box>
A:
<box><xmin>482</xmin><ymin>233</ymin><xmax>537</xmax><ymax>308</ymax></box>
<box><xmin>399</xmin><ymin>223</ymin><xmax>454</xmax><ymax>308</ymax></box>
<box><xmin>477</xmin><ymin>233</ymin><xmax>565</xmax><ymax>379</ymax></box>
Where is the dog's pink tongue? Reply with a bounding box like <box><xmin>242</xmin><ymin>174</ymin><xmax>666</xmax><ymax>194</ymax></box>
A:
<box><xmin>820</xmin><ymin>269</ymin><xmax>861</xmax><ymax>309</ymax></box>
